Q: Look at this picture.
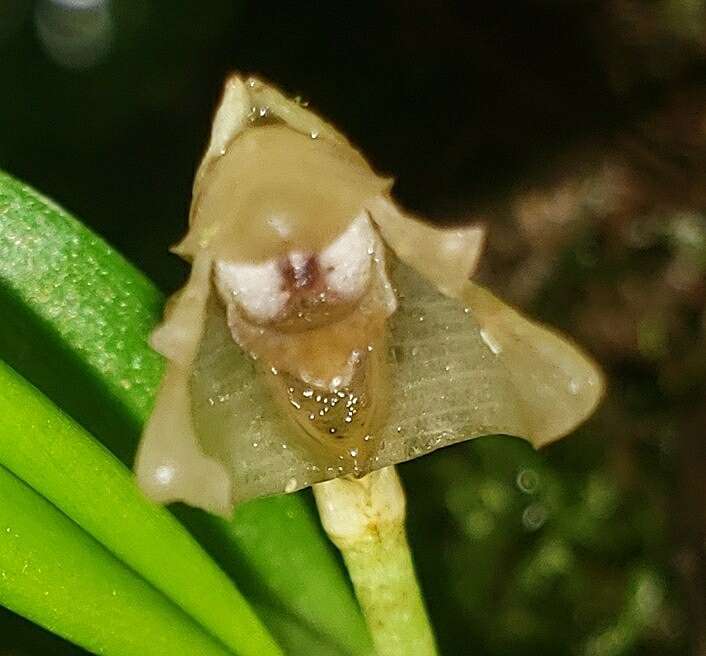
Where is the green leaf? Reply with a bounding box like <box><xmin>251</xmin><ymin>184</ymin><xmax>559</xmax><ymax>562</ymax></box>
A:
<box><xmin>0</xmin><ymin>170</ymin><xmax>372</xmax><ymax>655</ymax></box>
<box><xmin>0</xmin><ymin>461</ymin><xmax>235</xmax><ymax>656</ymax></box>
<box><xmin>0</xmin><ymin>358</ymin><xmax>281</xmax><ymax>656</ymax></box>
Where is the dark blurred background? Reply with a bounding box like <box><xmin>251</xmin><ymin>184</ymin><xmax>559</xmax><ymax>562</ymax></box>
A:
<box><xmin>1</xmin><ymin>1</ymin><xmax>705</xmax><ymax>655</ymax></box>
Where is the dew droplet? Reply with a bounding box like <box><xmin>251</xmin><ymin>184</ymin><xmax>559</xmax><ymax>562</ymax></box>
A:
<box><xmin>285</xmin><ymin>478</ymin><xmax>298</xmax><ymax>493</ymax></box>
<box><xmin>480</xmin><ymin>328</ymin><xmax>502</xmax><ymax>355</ymax></box>
<box><xmin>154</xmin><ymin>464</ymin><xmax>175</xmax><ymax>485</ymax></box>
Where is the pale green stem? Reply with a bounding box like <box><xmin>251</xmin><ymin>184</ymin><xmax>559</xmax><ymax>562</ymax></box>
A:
<box><xmin>313</xmin><ymin>466</ymin><xmax>437</xmax><ymax>656</ymax></box>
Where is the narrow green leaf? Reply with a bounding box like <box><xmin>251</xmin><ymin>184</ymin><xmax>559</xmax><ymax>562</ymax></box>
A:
<box><xmin>179</xmin><ymin>495</ymin><xmax>374</xmax><ymax>655</ymax></box>
<box><xmin>0</xmin><ymin>170</ymin><xmax>372</xmax><ymax>655</ymax></box>
<box><xmin>0</xmin><ymin>463</ymin><xmax>234</xmax><ymax>656</ymax></box>
<box><xmin>0</xmin><ymin>358</ymin><xmax>281</xmax><ymax>656</ymax></box>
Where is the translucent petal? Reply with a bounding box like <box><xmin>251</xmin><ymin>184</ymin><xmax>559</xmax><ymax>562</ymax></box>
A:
<box><xmin>189</xmin><ymin>298</ymin><xmax>324</xmax><ymax>504</ymax></box>
<box><xmin>190</xmin><ymin>75</ymin><xmax>352</xmax><ymax>197</ymax></box>
<box><xmin>459</xmin><ymin>280</ymin><xmax>605</xmax><ymax>446</ymax></box>
<box><xmin>187</xmin><ymin>126</ymin><xmax>387</xmax><ymax>263</ymax></box>
<box><xmin>243</xmin><ymin>76</ymin><xmax>352</xmax><ymax>148</ymax></box>
<box><xmin>134</xmin><ymin>251</ymin><xmax>233</xmax><ymax>516</ymax></box>
<box><xmin>367</xmin><ymin>195</ymin><xmax>485</xmax><ymax>297</ymax></box>
<box><xmin>374</xmin><ymin>259</ymin><xmax>605</xmax><ymax>469</ymax></box>
<box><xmin>137</xmin><ymin>255</ymin><xmax>603</xmax><ymax>513</ymax></box>
<box><xmin>175</xmin><ymin>76</ymin><xmax>389</xmax><ymax>261</ymax></box>
<box><xmin>191</xmin><ymin>75</ymin><xmax>250</xmax><ymax>194</ymax></box>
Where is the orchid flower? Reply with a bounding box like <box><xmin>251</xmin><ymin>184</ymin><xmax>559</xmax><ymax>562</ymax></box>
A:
<box><xmin>135</xmin><ymin>76</ymin><xmax>604</xmax><ymax>518</ymax></box>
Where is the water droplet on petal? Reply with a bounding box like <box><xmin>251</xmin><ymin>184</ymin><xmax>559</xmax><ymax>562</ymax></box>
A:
<box><xmin>480</xmin><ymin>328</ymin><xmax>502</xmax><ymax>355</ymax></box>
<box><xmin>154</xmin><ymin>464</ymin><xmax>175</xmax><ymax>485</ymax></box>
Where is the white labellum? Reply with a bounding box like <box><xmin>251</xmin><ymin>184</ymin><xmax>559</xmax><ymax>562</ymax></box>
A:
<box><xmin>320</xmin><ymin>212</ymin><xmax>374</xmax><ymax>299</ymax></box>
<box><xmin>214</xmin><ymin>259</ymin><xmax>289</xmax><ymax>323</ymax></box>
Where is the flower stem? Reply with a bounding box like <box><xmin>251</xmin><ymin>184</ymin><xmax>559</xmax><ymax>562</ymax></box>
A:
<box><xmin>313</xmin><ymin>466</ymin><xmax>437</xmax><ymax>656</ymax></box>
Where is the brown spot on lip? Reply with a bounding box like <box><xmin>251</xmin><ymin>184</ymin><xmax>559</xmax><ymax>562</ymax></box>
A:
<box><xmin>280</xmin><ymin>253</ymin><xmax>322</xmax><ymax>292</ymax></box>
